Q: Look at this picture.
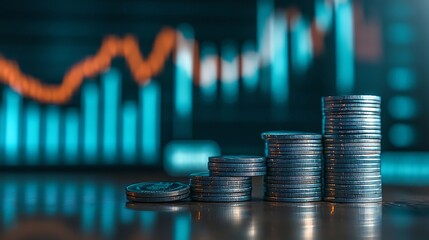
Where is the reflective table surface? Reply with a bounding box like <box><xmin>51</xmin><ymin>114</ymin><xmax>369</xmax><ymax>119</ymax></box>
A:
<box><xmin>0</xmin><ymin>172</ymin><xmax>428</xmax><ymax>239</ymax></box>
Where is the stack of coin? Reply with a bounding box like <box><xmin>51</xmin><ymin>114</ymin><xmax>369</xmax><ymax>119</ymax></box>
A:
<box><xmin>322</xmin><ymin>95</ymin><xmax>382</xmax><ymax>203</ymax></box>
<box><xmin>189</xmin><ymin>172</ymin><xmax>252</xmax><ymax>202</ymax></box>
<box><xmin>208</xmin><ymin>155</ymin><xmax>266</xmax><ymax>177</ymax></box>
<box><xmin>262</xmin><ymin>131</ymin><xmax>323</xmax><ymax>202</ymax></box>
<box><xmin>126</xmin><ymin>182</ymin><xmax>190</xmax><ymax>202</ymax></box>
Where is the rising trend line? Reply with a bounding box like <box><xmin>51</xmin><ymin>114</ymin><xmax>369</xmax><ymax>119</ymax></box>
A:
<box><xmin>0</xmin><ymin>28</ymin><xmax>177</xmax><ymax>103</ymax></box>
<box><xmin>0</xmin><ymin>3</ymin><xmax>378</xmax><ymax>104</ymax></box>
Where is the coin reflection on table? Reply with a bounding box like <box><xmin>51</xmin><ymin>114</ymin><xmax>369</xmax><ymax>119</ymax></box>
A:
<box><xmin>325</xmin><ymin>203</ymin><xmax>382</xmax><ymax>239</ymax></box>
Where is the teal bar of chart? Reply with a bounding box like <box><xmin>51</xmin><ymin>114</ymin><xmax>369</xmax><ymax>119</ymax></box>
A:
<box><xmin>64</xmin><ymin>108</ymin><xmax>79</xmax><ymax>165</ymax></box>
<box><xmin>25</xmin><ymin>103</ymin><xmax>40</xmax><ymax>164</ymax></box>
<box><xmin>141</xmin><ymin>82</ymin><xmax>161</xmax><ymax>164</ymax></box>
<box><xmin>83</xmin><ymin>82</ymin><xmax>99</xmax><ymax>163</ymax></box>
<box><xmin>102</xmin><ymin>68</ymin><xmax>120</xmax><ymax>163</ymax></box>
<box><xmin>4</xmin><ymin>88</ymin><xmax>21</xmax><ymax>164</ymax></box>
<box><xmin>122</xmin><ymin>101</ymin><xmax>137</xmax><ymax>163</ymax></box>
<box><xmin>45</xmin><ymin>106</ymin><xmax>60</xmax><ymax>164</ymax></box>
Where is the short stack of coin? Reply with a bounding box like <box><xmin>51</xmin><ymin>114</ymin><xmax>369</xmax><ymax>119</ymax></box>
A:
<box><xmin>262</xmin><ymin>131</ymin><xmax>323</xmax><ymax>202</ymax></box>
<box><xmin>322</xmin><ymin>95</ymin><xmax>382</xmax><ymax>203</ymax></box>
<box><xmin>208</xmin><ymin>155</ymin><xmax>266</xmax><ymax>177</ymax></box>
<box><xmin>126</xmin><ymin>182</ymin><xmax>190</xmax><ymax>202</ymax></box>
<box><xmin>189</xmin><ymin>172</ymin><xmax>252</xmax><ymax>202</ymax></box>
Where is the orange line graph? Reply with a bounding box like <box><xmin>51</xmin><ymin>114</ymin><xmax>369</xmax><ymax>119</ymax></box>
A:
<box><xmin>0</xmin><ymin>3</ymin><xmax>379</xmax><ymax>104</ymax></box>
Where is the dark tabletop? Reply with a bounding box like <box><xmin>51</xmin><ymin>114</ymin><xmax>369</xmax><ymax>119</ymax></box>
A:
<box><xmin>0</xmin><ymin>172</ymin><xmax>428</xmax><ymax>240</ymax></box>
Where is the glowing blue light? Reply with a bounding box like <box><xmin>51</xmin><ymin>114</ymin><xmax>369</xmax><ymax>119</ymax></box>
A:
<box><xmin>221</xmin><ymin>41</ymin><xmax>239</xmax><ymax>104</ymax></box>
<box><xmin>164</xmin><ymin>140</ymin><xmax>221</xmax><ymax>176</ymax></box>
<box><xmin>242</xmin><ymin>41</ymin><xmax>259</xmax><ymax>93</ymax></box>
<box><xmin>63</xmin><ymin>183</ymin><xmax>77</xmax><ymax>216</ymax></box>
<box><xmin>174</xmin><ymin>214</ymin><xmax>191</xmax><ymax>240</ymax></box>
<box><xmin>270</xmin><ymin>13</ymin><xmax>288</xmax><ymax>106</ymax></box>
<box><xmin>388</xmin><ymin>96</ymin><xmax>418</xmax><ymax>120</ymax></box>
<box><xmin>81</xmin><ymin>183</ymin><xmax>96</xmax><ymax>232</ymax></box>
<box><xmin>174</xmin><ymin>24</ymin><xmax>194</xmax><ymax>138</ymax></box>
<box><xmin>387</xmin><ymin>67</ymin><xmax>416</xmax><ymax>91</ymax></box>
<box><xmin>389</xmin><ymin>124</ymin><xmax>415</xmax><ymax>147</ymax></box>
<box><xmin>382</xmin><ymin>152</ymin><xmax>429</xmax><ymax>185</ymax></box>
<box><xmin>101</xmin><ymin>185</ymin><xmax>115</xmax><ymax>237</ymax></box>
<box><xmin>4</xmin><ymin>88</ymin><xmax>21</xmax><ymax>164</ymax></box>
<box><xmin>44</xmin><ymin>181</ymin><xmax>58</xmax><ymax>215</ymax></box>
<box><xmin>83</xmin><ymin>83</ymin><xmax>99</xmax><ymax>162</ymax></box>
<box><xmin>316</xmin><ymin>0</ymin><xmax>333</xmax><ymax>32</ymax></box>
<box><xmin>387</xmin><ymin>23</ymin><xmax>414</xmax><ymax>45</ymax></box>
<box><xmin>200</xmin><ymin>42</ymin><xmax>218</xmax><ymax>102</ymax></box>
<box><xmin>24</xmin><ymin>182</ymin><xmax>37</xmax><ymax>214</ymax></box>
<box><xmin>102</xmin><ymin>68</ymin><xmax>121</xmax><ymax>163</ymax></box>
<box><xmin>140</xmin><ymin>211</ymin><xmax>157</xmax><ymax>230</ymax></box>
<box><xmin>25</xmin><ymin>103</ymin><xmax>41</xmax><ymax>164</ymax></box>
<box><xmin>257</xmin><ymin>0</ymin><xmax>274</xmax><ymax>61</ymax></box>
<box><xmin>64</xmin><ymin>108</ymin><xmax>79</xmax><ymax>165</ymax></box>
<box><xmin>3</xmin><ymin>182</ymin><xmax>17</xmax><ymax>228</ymax></box>
<box><xmin>335</xmin><ymin>0</ymin><xmax>354</xmax><ymax>94</ymax></box>
<box><xmin>291</xmin><ymin>17</ymin><xmax>313</xmax><ymax>74</ymax></box>
<box><xmin>122</xmin><ymin>101</ymin><xmax>137</xmax><ymax>163</ymax></box>
<box><xmin>141</xmin><ymin>81</ymin><xmax>161</xmax><ymax>164</ymax></box>
<box><xmin>45</xmin><ymin>106</ymin><xmax>60</xmax><ymax>164</ymax></box>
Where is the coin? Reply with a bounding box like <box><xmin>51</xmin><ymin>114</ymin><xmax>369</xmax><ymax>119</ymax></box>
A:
<box><xmin>261</xmin><ymin>131</ymin><xmax>322</xmax><ymax>140</ymax></box>
<box><xmin>126</xmin><ymin>192</ymin><xmax>190</xmax><ymax>203</ymax></box>
<box><xmin>190</xmin><ymin>195</ymin><xmax>251</xmax><ymax>202</ymax></box>
<box><xmin>126</xmin><ymin>182</ymin><xmax>190</xmax><ymax>198</ymax></box>
<box><xmin>209</xmin><ymin>155</ymin><xmax>265</xmax><ymax>163</ymax></box>
<box><xmin>210</xmin><ymin>171</ymin><xmax>266</xmax><ymax>177</ymax></box>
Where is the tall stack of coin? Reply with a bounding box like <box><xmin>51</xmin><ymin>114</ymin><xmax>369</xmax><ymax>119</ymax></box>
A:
<box><xmin>208</xmin><ymin>155</ymin><xmax>266</xmax><ymax>177</ymax></box>
<box><xmin>189</xmin><ymin>172</ymin><xmax>252</xmax><ymax>202</ymax></box>
<box><xmin>322</xmin><ymin>95</ymin><xmax>382</xmax><ymax>203</ymax></box>
<box><xmin>262</xmin><ymin>131</ymin><xmax>323</xmax><ymax>202</ymax></box>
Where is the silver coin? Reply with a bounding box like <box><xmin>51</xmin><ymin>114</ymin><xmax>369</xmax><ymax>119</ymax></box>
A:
<box><xmin>267</xmin><ymin>166</ymin><xmax>322</xmax><ymax>172</ymax></box>
<box><xmin>266</xmin><ymin>155</ymin><xmax>323</xmax><ymax>160</ymax></box>
<box><xmin>322</xmin><ymin>103</ymin><xmax>381</xmax><ymax>109</ymax></box>
<box><xmin>323</xmin><ymin>134</ymin><xmax>382</xmax><ymax>139</ymax></box>
<box><xmin>324</xmin><ymin>159</ymin><xmax>381</xmax><ymax>167</ymax></box>
<box><xmin>191</xmin><ymin>195</ymin><xmax>251</xmax><ymax>202</ymax></box>
<box><xmin>323</xmin><ymin>147</ymin><xmax>382</xmax><ymax>152</ymax></box>
<box><xmin>265</xmin><ymin>159</ymin><xmax>322</xmax><ymax>165</ymax></box>
<box><xmin>265</xmin><ymin>179</ymin><xmax>322</xmax><ymax>185</ymax></box>
<box><xmin>322</xmin><ymin>95</ymin><xmax>381</xmax><ymax>101</ymax></box>
<box><xmin>190</xmin><ymin>172</ymin><xmax>251</xmax><ymax>181</ymax></box>
<box><xmin>265</xmin><ymin>187</ymin><xmax>321</xmax><ymax>193</ymax></box>
<box><xmin>265</xmin><ymin>139</ymin><xmax>323</xmax><ymax>145</ymax></box>
<box><xmin>264</xmin><ymin>183</ymin><xmax>321</xmax><ymax>188</ymax></box>
<box><xmin>209</xmin><ymin>155</ymin><xmax>264</xmax><ymax>163</ymax></box>
<box><xmin>324</xmin><ymin>168</ymin><xmax>380</xmax><ymax>174</ymax></box>
<box><xmin>190</xmin><ymin>183</ymin><xmax>252</xmax><ymax>189</ymax></box>
<box><xmin>324</xmin><ymin>162</ymin><xmax>381</xmax><ymax>168</ymax></box>
<box><xmin>191</xmin><ymin>191</ymin><xmax>250</xmax><ymax>197</ymax></box>
<box><xmin>265</xmin><ymin>191</ymin><xmax>322</xmax><ymax>198</ymax></box>
<box><xmin>323</xmin><ymin>196</ymin><xmax>382</xmax><ymax>203</ymax></box>
<box><xmin>323</xmin><ymin>129</ymin><xmax>382</xmax><ymax>134</ymax></box>
<box><xmin>324</xmin><ymin>183</ymin><xmax>381</xmax><ymax>189</ymax></box>
<box><xmin>191</xmin><ymin>186</ymin><xmax>252</xmax><ymax>193</ymax></box>
<box><xmin>323</xmin><ymin>125</ymin><xmax>381</xmax><ymax>130</ymax></box>
<box><xmin>323</xmin><ymin>107</ymin><xmax>381</xmax><ymax>113</ymax></box>
<box><xmin>208</xmin><ymin>166</ymin><xmax>267</xmax><ymax>172</ymax></box>
<box><xmin>323</xmin><ymin>191</ymin><xmax>382</xmax><ymax>198</ymax></box>
<box><xmin>190</xmin><ymin>178</ymin><xmax>252</xmax><ymax>184</ymax></box>
<box><xmin>324</xmin><ymin>186</ymin><xmax>382</xmax><ymax>192</ymax></box>
<box><xmin>323</xmin><ymin>154</ymin><xmax>381</xmax><ymax>160</ymax></box>
<box><xmin>126</xmin><ymin>182</ymin><xmax>190</xmax><ymax>198</ymax></box>
<box><xmin>323</xmin><ymin>138</ymin><xmax>381</xmax><ymax>144</ymax></box>
<box><xmin>210</xmin><ymin>171</ymin><xmax>266</xmax><ymax>177</ymax></box>
<box><xmin>126</xmin><ymin>192</ymin><xmax>190</xmax><ymax>203</ymax></box>
<box><xmin>323</xmin><ymin>117</ymin><xmax>381</xmax><ymax>123</ymax></box>
<box><xmin>266</xmin><ymin>143</ymin><xmax>323</xmax><ymax>148</ymax></box>
<box><xmin>324</xmin><ymin>151</ymin><xmax>381</xmax><ymax>156</ymax></box>
<box><xmin>323</xmin><ymin>143</ymin><xmax>381</xmax><ymax>148</ymax></box>
<box><xmin>265</xmin><ymin>175</ymin><xmax>322</xmax><ymax>181</ymax></box>
<box><xmin>261</xmin><ymin>131</ymin><xmax>322</xmax><ymax>140</ymax></box>
<box><xmin>208</xmin><ymin>162</ymin><xmax>266</xmax><ymax>168</ymax></box>
<box><xmin>266</xmin><ymin>162</ymin><xmax>322</xmax><ymax>168</ymax></box>
<box><xmin>323</xmin><ymin>115</ymin><xmax>381</xmax><ymax>120</ymax></box>
<box><xmin>266</xmin><ymin>171</ymin><xmax>321</xmax><ymax>177</ymax></box>
<box><xmin>267</xmin><ymin>150</ymin><xmax>323</xmax><ymax>156</ymax></box>
<box><xmin>324</xmin><ymin>179</ymin><xmax>382</xmax><ymax>185</ymax></box>
<box><xmin>264</xmin><ymin>195</ymin><xmax>321</xmax><ymax>202</ymax></box>
<box><xmin>267</xmin><ymin>145</ymin><xmax>323</xmax><ymax>150</ymax></box>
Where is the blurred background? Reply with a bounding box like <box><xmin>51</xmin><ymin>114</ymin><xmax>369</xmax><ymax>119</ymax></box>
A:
<box><xmin>0</xmin><ymin>0</ymin><xmax>426</xmax><ymax>183</ymax></box>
